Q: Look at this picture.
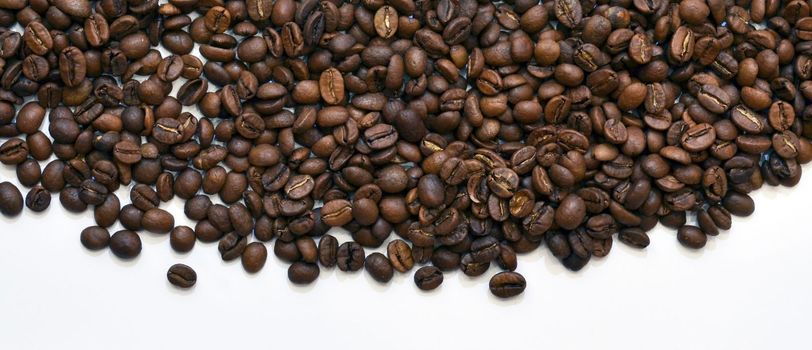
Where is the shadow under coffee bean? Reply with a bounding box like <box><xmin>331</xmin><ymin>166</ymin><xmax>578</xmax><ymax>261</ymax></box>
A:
<box><xmin>0</xmin><ymin>0</ymin><xmax>811</xmax><ymax>298</ymax></box>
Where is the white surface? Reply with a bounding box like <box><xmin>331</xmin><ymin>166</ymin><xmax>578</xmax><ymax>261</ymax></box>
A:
<box><xmin>1</xmin><ymin>162</ymin><xmax>811</xmax><ymax>350</ymax></box>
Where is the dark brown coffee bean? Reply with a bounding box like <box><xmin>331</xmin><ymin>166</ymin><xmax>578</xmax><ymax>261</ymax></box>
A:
<box><xmin>80</xmin><ymin>226</ymin><xmax>110</xmax><ymax>250</ymax></box>
<box><xmin>170</xmin><ymin>226</ymin><xmax>196</xmax><ymax>253</ymax></box>
<box><xmin>555</xmin><ymin>194</ymin><xmax>586</xmax><ymax>230</ymax></box>
<box><xmin>25</xmin><ymin>186</ymin><xmax>50</xmax><ymax>212</ymax></box>
<box><xmin>723</xmin><ymin>192</ymin><xmax>755</xmax><ymax>217</ymax></box>
<box><xmin>489</xmin><ymin>271</ymin><xmax>526</xmax><ymax>298</ymax></box>
<box><xmin>365</xmin><ymin>252</ymin><xmax>394</xmax><ymax>283</ymax></box>
<box><xmin>677</xmin><ymin>225</ymin><xmax>707</xmax><ymax>249</ymax></box>
<box><xmin>314</xmin><ymin>235</ymin><xmax>337</xmax><ymax>268</ymax></box>
<box><xmin>142</xmin><ymin>208</ymin><xmax>174</xmax><ymax>234</ymax></box>
<box><xmin>554</xmin><ymin>0</ymin><xmax>582</xmax><ymax>28</ymax></box>
<box><xmin>23</xmin><ymin>22</ymin><xmax>52</xmax><ymax>56</ymax></box>
<box><xmin>322</xmin><ymin>199</ymin><xmax>353</xmax><ymax>227</ymax></box>
<box><xmin>242</xmin><ymin>242</ymin><xmax>268</xmax><ymax>273</ymax></box>
<box><xmin>336</xmin><ymin>241</ymin><xmax>365</xmax><ymax>271</ymax></box>
<box><xmin>414</xmin><ymin>266</ymin><xmax>443</xmax><ymax>291</ymax></box>
<box><xmin>288</xmin><ymin>262</ymin><xmax>320</xmax><ymax>284</ymax></box>
<box><xmin>110</xmin><ymin>230</ymin><xmax>141</xmax><ymax>259</ymax></box>
<box><xmin>167</xmin><ymin>264</ymin><xmax>197</xmax><ymax>288</ymax></box>
<box><xmin>0</xmin><ymin>182</ymin><xmax>23</xmax><ymax>216</ymax></box>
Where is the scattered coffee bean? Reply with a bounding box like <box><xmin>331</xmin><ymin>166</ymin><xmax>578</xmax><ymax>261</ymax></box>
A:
<box><xmin>414</xmin><ymin>266</ymin><xmax>443</xmax><ymax>291</ymax></box>
<box><xmin>489</xmin><ymin>271</ymin><xmax>526</xmax><ymax>298</ymax></box>
<box><xmin>167</xmin><ymin>264</ymin><xmax>197</xmax><ymax>288</ymax></box>
<box><xmin>80</xmin><ymin>226</ymin><xmax>110</xmax><ymax>251</ymax></box>
<box><xmin>109</xmin><ymin>230</ymin><xmax>142</xmax><ymax>259</ymax></box>
<box><xmin>0</xmin><ymin>182</ymin><xmax>23</xmax><ymax>217</ymax></box>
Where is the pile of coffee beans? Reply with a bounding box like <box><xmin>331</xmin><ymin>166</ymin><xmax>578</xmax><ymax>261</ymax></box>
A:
<box><xmin>0</xmin><ymin>0</ymin><xmax>811</xmax><ymax>298</ymax></box>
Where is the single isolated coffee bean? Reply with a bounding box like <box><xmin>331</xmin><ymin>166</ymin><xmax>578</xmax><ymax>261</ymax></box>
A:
<box><xmin>489</xmin><ymin>271</ymin><xmax>526</xmax><ymax>298</ymax></box>
<box><xmin>167</xmin><ymin>264</ymin><xmax>197</xmax><ymax>288</ymax></box>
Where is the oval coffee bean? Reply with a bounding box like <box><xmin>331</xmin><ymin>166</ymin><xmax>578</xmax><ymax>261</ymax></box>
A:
<box><xmin>167</xmin><ymin>264</ymin><xmax>197</xmax><ymax>288</ymax></box>
<box><xmin>489</xmin><ymin>271</ymin><xmax>526</xmax><ymax>298</ymax></box>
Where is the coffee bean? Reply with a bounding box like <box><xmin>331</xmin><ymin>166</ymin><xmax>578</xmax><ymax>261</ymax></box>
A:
<box><xmin>25</xmin><ymin>186</ymin><xmax>50</xmax><ymax>212</ymax></box>
<box><xmin>319</xmin><ymin>68</ymin><xmax>344</xmax><ymax>105</ymax></box>
<box><xmin>247</xmin><ymin>0</ymin><xmax>273</xmax><ymax>21</ymax></box>
<box><xmin>554</xmin><ymin>0</ymin><xmax>582</xmax><ymax>29</ymax></box>
<box><xmin>167</xmin><ymin>264</ymin><xmax>197</xmax><ymax>288</ymax></box>
<box><xmin>489</xmin><ymin>271</ymin><xmax>526</xmax><ymax>298</ymax></box>
<box><xmin>142</xmin><ymin>208</ymin><xmax>174</xmax><ymax>234</ymax></box>
<box><xmin>374</xmin><ymin>6</ymin><xmax>398</xmax><ymax>39</ymax></box>
<box><xmin>110</xmin><ymin>230</ymin><xmax>141</xmax><ymax>259</ymax></box>
<box><xmin>414</xmin><ymin>266</ymin><xmax>443</xmax><ymax>291</ymax></box>
<box><xmin>365</xmin><ymin>252</ymin><xmax>394</xmax><ymax>283</ymax></box>
<box><xmin>218</xmin><ymin>232</ymin><xmax>247</xmax><ymax>261</ymax></box>
<box><xmin>288</xmin><ymin>262</ymin><xmax>320</xmax><ymax>284</ymax></box>
<box><xmin>80</xmin><ymin>226</ymin><xmax>110</xmax><ymax>250</ymax></box>
<box><xmin>0</xmin><ymin>182</ymin><xmax>22</xmax><ymax>216</ymax></box>
<box><xmin>242</xmin><ymin>242</ymin><xmax>268</xmax><ymax>273</ymax></box>
<box><xmin>677</xmin><ymin>225</ymin><xmax>707</xmax><ymax>249</ymax></box>
<box><xmin>387</xmin><ymin>239</ymin><xmax>414</xmax><ymax>273</ymax></box>
<box><xmin>336</xmin><ymin>241</ymin><xmax>365</xmax><ymax>272</ymax></box>
<box><xmin>318</xmin><ymin>234</ymin><xmax>338</xmax><ymax>267</ymax></box>
<box><xmin>321</xmin><ymin>199</ymin><xmax>353</xmax><ymax>227</ymax></box>
<box><xmin>170</xmin><ymin>226</ymin><xmax>196</xmax><ymax>253</ymax></box>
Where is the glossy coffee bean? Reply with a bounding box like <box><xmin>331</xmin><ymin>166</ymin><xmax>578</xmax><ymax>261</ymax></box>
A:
<box><xmin>0</xmin><ymin>182</ymin><xmax>23</xmax><ymax>216</ymax></box>
<box><xmin>167</xmin><ymin>264</ymin><xmax>197</xmax><ymax>288</ymax></box>
<box><xmin>489</xmin><ymin>271</ymin><xmax>526</xmax><ymax>298</ymax></box>
<box><xmin>414</xmin><ymin>266</ymin><xmax>443</xmax><ymax>291</ymax></box>
<box><xmin>364</xmin><ymin>252</ymin><xmax>394</xmax><ymax>283</ymax></box>
<box><xmin>110</xmin><ymin>230</ymin><xmax>141</xmax><ymax>259</ymax></box>
<box><xmin>80</xmin><ymin>226</ymin><xmax>110</xmax><ymax>250</ymax></box>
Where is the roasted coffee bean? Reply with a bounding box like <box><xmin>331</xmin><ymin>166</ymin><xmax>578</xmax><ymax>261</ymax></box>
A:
<box><xmin>79</xmin><ymin>180</ymin><xmax>108</xmax><ymax>206</ymax></box>
<box><xmin>218</xmin><ymin>232</ymin><xmax>247</xmax><ymax>261</ymax></box>
<box><xmin>319</xmin><ymin>68</ymin><xmax>344</xmax><ymax>105</ymax></box>
<box><xmin>414</xmin><ymin>266</ymin><xmax>443</xmax><ymax>291</ymax></box>
<box><xmin>387</xmin><ymin>239</ymin><xmax>414</xmax><ymax>273</ymax></box>
<box><xmin>242</xmin><ymin>242</ymin><xmax>268</xmax><ymax>273</ymax></box>
<box><xmin>322</xmin><ymin>199</ymin><xmax>353</xmax><ymax>227</ymax></box>
<box><xmin>0</xmin><ymin>182</ymin><xmax>23</xmax><ymax>216</ymax></box>
<box><xmin>677</xmin><ymin>225</ymin><xmax>707</xmax><ymax>249</ymax></box>
<box><xmin>489</xmin><ymin>271</ymin><xmax>526</xmax><ymax>298</ymax></box>
<box><xmin>80</xmin><ymin>226</ymin><xmax>110</xmax><ymax>250</ymax></box>
<box><xmin>374</xmin><ymin>6</ymin><xmax>398</xmax><ymax>39</ymax></box>
<box><xmin>318</xmin><ymin>234</ymin><xmax>339</xmax><ymax>267</ymax></box>
<box><xmin>365</xmin><ymin>252</ymin><xmax>394</xmax><ymax>283</ymax></box>
<box><xmin>25</xmin><ymin>186</ymin><xmax>51</xmax><ymax>212</ymax></box>
<box><xmin>167</xmin><ymin>264</ymin><xmax>197</xmax><ymax>288</ymax></box>
<box><xmin>336</xmin><ymin>241</ymin><xmax>365</xmax><ymax>272</ymax></box>
<box><xmin>142</xmin><ymin>208</ymin><xmax>174</xmax><ymax>234</ymax></box>
<box><xmin>554</xmin><ymin>0</ymin><xmax>582</xmax><ymax>29</ymax></box>
<box><xmin>170</xmin><ymin>226</ymin><xmax>196</xmax><ymax>253</ymax></box>
<box><xmin>288</xmin><ymin>262</ymin><xmax>320</xmax><ymax>284</ymax></box>
<box><xmin>110</xmin><ymin>230</ymin><xmax>141</xmax><ymax>259</ymax></box>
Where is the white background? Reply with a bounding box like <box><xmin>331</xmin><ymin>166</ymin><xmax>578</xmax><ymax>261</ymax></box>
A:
<box><xmin>1</xmin><ymin>163</ymin><xmax>811</xmax><ymax>350</ymax></box>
